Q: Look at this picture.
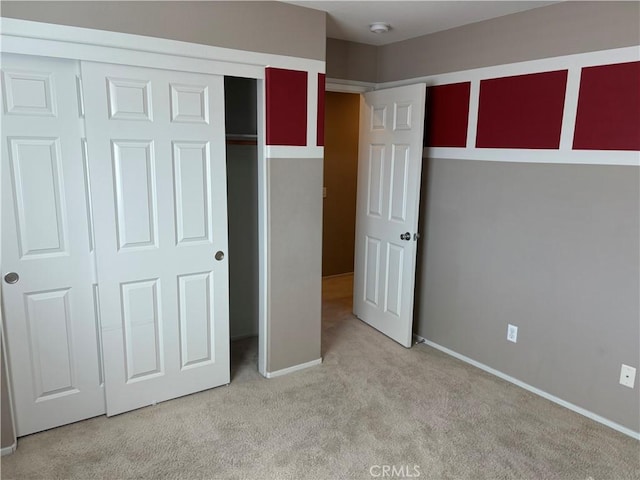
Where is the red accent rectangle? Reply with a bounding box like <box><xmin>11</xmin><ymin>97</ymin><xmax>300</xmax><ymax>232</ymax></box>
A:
<box><xmin>317</xmin><ymin>73</ymin><xmax>326</xmax><ymax>146</ymax></box>
<box><xmin>476</xmin><ymin>70</ymin><xmax>568</xmax><ymax>149</ymax></box>
<box><xmin>573</xmin><ymin>61</ymin><xmax>640</xmax><ymax>151</ymax></box>
<box><xmin>266</xmin><ymin>67</ymin><xmax>307</xmax><ymax>146</ymax></box>
<box><xmin>425</xmin><ymin>82</ymin><xmax>471</xmax><ymax>147</ymax></box>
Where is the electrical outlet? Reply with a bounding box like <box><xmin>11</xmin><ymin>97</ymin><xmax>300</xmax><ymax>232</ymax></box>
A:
<box><xmin>619</xmin><ymin>364</ymin><xmax>636</xmax><ymax>388</ymax></box>
<box><xmin>507</xmin><ymin>324</ymin><xmax>518</xmax><ymax>343</ymax></box>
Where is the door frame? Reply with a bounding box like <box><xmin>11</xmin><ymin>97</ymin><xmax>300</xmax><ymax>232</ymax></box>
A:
<box><xmin>0</xmin><ymin>17</ymin><xmax>325</xmax><ymax>379</ymax></box>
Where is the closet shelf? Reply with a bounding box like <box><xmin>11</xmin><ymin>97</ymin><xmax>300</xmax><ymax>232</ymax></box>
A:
<box><xmin>226</xmin><ymin>133</ymin><xmax>257</xmax><ymax>145</ymax></box>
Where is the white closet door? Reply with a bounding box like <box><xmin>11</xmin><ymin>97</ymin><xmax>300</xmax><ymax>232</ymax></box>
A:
<box><xmin>81</xmin><ymin>62</ymin><xmax>230</xmax><ymax>416</ymax></box>
<box><xmin>1</xmin><ymin>54</ymin><xmax>105</xmax><ymax>436</ymax></box>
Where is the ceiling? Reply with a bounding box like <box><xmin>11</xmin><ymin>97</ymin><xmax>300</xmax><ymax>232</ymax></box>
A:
<box><xmin>286</xmin><ymin>1</ymin><xmax>559</xmax><ymax>46</ymax></box>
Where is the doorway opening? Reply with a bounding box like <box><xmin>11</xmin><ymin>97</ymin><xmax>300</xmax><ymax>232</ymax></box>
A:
<box><xmin>322</xmin><ymin>84</ymin><xmax>428</xmax><ymax>350</ymax></box>
<box><xmin>321</xmin><ymin>91</ymin><xmax>360</xmax><ymax>350</ymax></box>
<box><xmin>224</xmin><ymin>76</ymin><xmax>260</xmax><ymax>378</ymax></box>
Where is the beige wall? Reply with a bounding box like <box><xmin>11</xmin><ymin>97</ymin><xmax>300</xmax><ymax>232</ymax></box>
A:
<box><xmin>322</xmin><ymin>92</ymin><xmax>360</xmax><ymax>276</ymax></box>
<box><xmin>390</xmin><ymin>1</ymin><xmax>640</xmax><ymax>433</ymax></box>
<box><xmin>377</xmin><ymin>1</ymin><xmax>640</xmax><ymax>82</ymax></box>
<box><xmin>1</xmin><ymin>1</ymin><xmax>326</xmax><ymax>60</ymax></box>
<box><xmin>415</xmin><ymin>159</ymin><xmax>640</xmax><ymax>432</ymax></box>
<box><xmin>326</xmin><ymin>38</ymin><xmax>377</xmax><ymax>83</ymax></box>
<box><xmin>268</xmin><ymin>158</ymin><xmax>323</xmax><ymax>372</ymax></box>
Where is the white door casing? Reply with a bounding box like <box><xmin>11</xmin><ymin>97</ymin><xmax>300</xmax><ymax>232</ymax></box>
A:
<box><xmin>81</xmin><ymin>62</ymin><xmax>230</xmax><ymax>416</ymax></box>
<box><xmin>0</xmin><ymin>53</ymin><xmax>106</xmax><ymax>436</ymax></box>
<box><xmin>353</xmin><ymin>84</ymin><xmax>426</xmax><ymax>348</ymax></box>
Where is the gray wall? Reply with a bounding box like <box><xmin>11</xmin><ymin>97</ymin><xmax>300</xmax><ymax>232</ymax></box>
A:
<box><xmin>268</xmin><ymin>158</ymin><xmax>323</xmax><ymax>372</ymax></box>
<box><xmin>415</xmin><ymin>159</ymin><xmax>640</xmax><ymax>432</ymax></box>
<box><xmin>326</xmin><ymin>38</ymin><xmax>377</xmax><ymax>83</ymax></box>
<box><xmin>1</xmin><ymin>1</ymin><xmax>326</xmax><ymax>60</ymax></box>
<box><xmin>377</xmin><ymin>1</ymin><xmax>640</xmax><ymax>82</ymax></box>
<box><xmin>398</xmin><ymin>1</ymin><xmax>640</xmax><ymax>433</ymax></box>
<box><xmin>225</xmin><ymin>78</ymin><xmax>259</xmax><ymax>340</ymax></box>
<box><xmin>227</xmin><ymin>145</ymin><xmax>259</xmax><ymax>340</ymax></box>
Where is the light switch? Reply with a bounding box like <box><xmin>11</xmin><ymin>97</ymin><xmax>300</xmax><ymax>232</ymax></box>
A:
<box><xmin>322</xmin><ymin>187</ymin><xmax>327</xmax><ymax>198</ymax></box>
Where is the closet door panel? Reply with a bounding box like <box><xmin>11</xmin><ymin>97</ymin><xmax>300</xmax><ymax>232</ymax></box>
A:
<box><xmin>81</xmin><ymin>62</ymin><xmax>230</xmax><ymax>416</ymax></box>
<box><xmin>1</xmin><ymin>54</ymin><xmax>105</xmax><ymax>436</ymax></box>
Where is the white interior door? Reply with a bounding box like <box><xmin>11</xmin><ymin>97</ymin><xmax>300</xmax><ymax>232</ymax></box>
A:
<box><xmin>1</xmin><ymin>54</ymin><xmax>105</xmax><ymax>435</ymax></box>
<box><xmin>353</xmin><ymin>84</ymin><xmax>426</xmax><ymax>348</ymax></box>
<box><xmin>81</xmin><ymin>62</ymin><xmax>230</xmax><ymax>416</ymax></box>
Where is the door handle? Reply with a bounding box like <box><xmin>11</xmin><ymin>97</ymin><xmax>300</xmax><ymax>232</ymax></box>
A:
<box><xmin>215</xmin><ymin>251</ymin><xmax>225</xmax><ymax>261</ymax></box>
<box><xmin>4</xmin><ymin>272</ymin><xmax>19</xmax><ymax>284</ymax></box>
<box><xmin>400</xmin><ymin>232</ymin><xmax>411</xmax><ymax>241</ymax></box>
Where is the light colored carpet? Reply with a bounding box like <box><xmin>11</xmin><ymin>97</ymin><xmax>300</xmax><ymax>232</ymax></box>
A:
<box><xmin>2</xmin><ymin>274</ymin><xmax>639</xmax><ymax>479</ymax></box>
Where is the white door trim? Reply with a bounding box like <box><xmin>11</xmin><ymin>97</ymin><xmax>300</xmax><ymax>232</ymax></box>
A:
<box><xmin>325</xmin><ymin>78</ymin><xmax>374</xmax><ymax>93</ymax></box>
<box><xmin>0</xmin><ymin>18</ymin><xmax>326</xmax><ymax>381</ymax></box>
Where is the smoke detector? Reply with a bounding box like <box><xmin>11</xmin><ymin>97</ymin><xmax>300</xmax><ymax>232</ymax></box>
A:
<box><xmin>369</xmin><ymin>22</ymin><xmax>391</xmax><ymax>34</ymax></box>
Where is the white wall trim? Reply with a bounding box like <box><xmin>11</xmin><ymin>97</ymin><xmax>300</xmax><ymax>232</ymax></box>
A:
<box><xmin>377</xmin><ymin>45</ymin><xmax>640</xmax><ymax>167</ymax></box>
<box><xmin>378</xmin><ymin>46</ymin><xmax>640</xmax><ymax>90</ymax></box>
<box><xmin>414</xmin><ymin>335</ymin><xmax>640</xmax><ymax>441</ymax></box>
<box><xmin>558</xmin><ymin>65</ymin><xmax>582</xmax><ymax>151</ymax></box>
<box><xmin>326</xmin><ymin>78</ymin><xmax>374</xmax><ymax>93</ymax></box>
<box><xmin>465</xmin><ymin>79</ymin><xmax>480</xmax><ymax>150</ymax></box>
<box><xmin>1</xmin><ymin>442</ymin><xmax>17</xmax><ymax>456</ymax></box>
<box><xmin>265</xmin><ymin>358</ymin><xmax>322</xmax><ymax>379</ymax></box>
<box><xmin>307</xmin><ymin>69</ymin><xmax>320</xmax><ymax>147</ymax></box>
<box><xmin>424</xmin><ymin>148</ymin><xmax>640</xmax><ymax>166</ymax></box>
<box><xmin>265</xmin><ymin>146</ymin><xmax>324</xmax><ymax>159</ymax></box>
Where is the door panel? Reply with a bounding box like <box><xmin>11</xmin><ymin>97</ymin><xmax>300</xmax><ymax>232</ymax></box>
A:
<box><xmin>353</xmin><ymin>84</ymin><xmax>426</xmax><ymax>347</ymax></box>
<box><xmin>81</xmin><ymin>62</ymin><xmax>230</xmax><ymax>416</ymax></box>
<box><xmin>1</xmin><ymin>54</ymin><xmax>105</xmax><ymax>436</ymax></box>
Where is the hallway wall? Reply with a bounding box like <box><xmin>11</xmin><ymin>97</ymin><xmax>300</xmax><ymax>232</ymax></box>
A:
<box><xmin>322</xmin><ymin>92</ymin><xmax>360</xmax><ymax>277</ymax></box>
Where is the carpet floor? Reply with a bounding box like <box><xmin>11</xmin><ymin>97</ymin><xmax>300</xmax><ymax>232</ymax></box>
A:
<box><xmin>2</xmin><ymin>274</ymin><xmax>638</xmax><ymax>479</ymax></box>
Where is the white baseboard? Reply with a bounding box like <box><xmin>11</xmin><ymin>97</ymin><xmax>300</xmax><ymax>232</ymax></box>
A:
<box><xmin>414</xmin><ymin>335</ymin><xmax>640</xmax><ymax>441</ymax></box>
<box><xmin>1</xmin><ymin>442</ymin><xmax>16</xmax><ymax>456</ymax></box>
<box><xmin>265</xmin><ymin>358</ymin><xmax>322</xmax><ymax>378</ymax></box>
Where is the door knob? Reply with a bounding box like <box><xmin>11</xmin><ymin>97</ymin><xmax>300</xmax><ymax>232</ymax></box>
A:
<box><xmin>4</xmin><ymin>272</ymin><xmax>19</xmax><ymax>284</ymax></box>
<box><xmin>400</xmin><ymin>232</ymin><xmax>411</xmax><ymax>241</ymax></box>
<box><xmin>215</xmin><ymin>251</ymin><xmax>225</xmax><ymax>261</ymax></box>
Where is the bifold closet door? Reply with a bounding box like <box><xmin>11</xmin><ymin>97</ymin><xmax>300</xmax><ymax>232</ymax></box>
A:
<box><xmin>1</xmin><ymin>54</ymin><xmax>105</xmax><ymax>436</ymax></box>
<box><xmin>81</xmin><ymin>62</ymin><xmax>230</xmax><ymax>416</ymax></box>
